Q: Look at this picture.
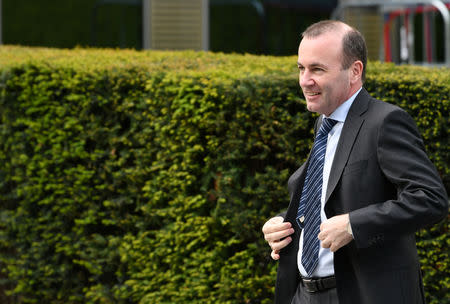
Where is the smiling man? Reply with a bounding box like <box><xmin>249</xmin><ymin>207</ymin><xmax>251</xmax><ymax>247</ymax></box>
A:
<box><xmin>262</xmin><ymin>20</ymin><xmax>448</xmax><ymax>304</ymax></box>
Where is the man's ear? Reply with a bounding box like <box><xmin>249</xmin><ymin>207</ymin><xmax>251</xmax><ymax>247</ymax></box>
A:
<box><xmin>350</xmin><ymin>60</ymin><xmax>363</xmax><ymax>83</ymax></box>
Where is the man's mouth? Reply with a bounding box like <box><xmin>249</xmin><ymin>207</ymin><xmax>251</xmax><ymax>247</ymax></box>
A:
<box><xmin>304</xmin><ymin>92</ymin><xmax>321</xmax><ymax>96</ymax></box>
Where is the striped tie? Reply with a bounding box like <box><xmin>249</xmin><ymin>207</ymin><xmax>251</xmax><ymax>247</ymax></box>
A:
<box><xmin>296</xmin><ymin>118</ymin><xmax>338</xmax><ymax>276</ymax></box>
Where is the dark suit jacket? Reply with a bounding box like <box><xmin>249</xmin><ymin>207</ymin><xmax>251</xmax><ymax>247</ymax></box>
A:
<box><xmin>275</xmin><ymin>88</ymin><xmax>448</xmax><ymax>304</ymax></box>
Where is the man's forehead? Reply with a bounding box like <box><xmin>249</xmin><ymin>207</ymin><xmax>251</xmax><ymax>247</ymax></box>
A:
<box><xmin>298</xmin><ymin>34</ymin><xmax>343</xmax><ymax>60</ymax></box>
<box><xmin>300</xmin><ymin>31</ymin><xmax>343</xmax><ymax>46</ymax></box>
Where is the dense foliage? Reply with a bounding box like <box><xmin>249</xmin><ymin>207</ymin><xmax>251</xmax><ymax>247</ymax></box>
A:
<box><xmin>0</xmin><ymin>46</ymin><xmax>448</xmax><ymax>303</ymax></box>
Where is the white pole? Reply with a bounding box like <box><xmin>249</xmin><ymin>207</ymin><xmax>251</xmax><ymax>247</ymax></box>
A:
<box><xmin>202</xmin><ymin>0</ymin><xmax>209</xmax><ymax>51</ymax></box>
<box><xmin>0</xmin><ymin>0</ymin><xmax>3</xmax><ymax>45</ymax></box>
<box><xmin>430</xmin><ymin>0</ymin><xmax>450</xmax><ymax>66</ymax></box>
<box><xmin>142</xmin><ymin>0</ymin><xmax>151</xmax><ymax>49</ymax></box>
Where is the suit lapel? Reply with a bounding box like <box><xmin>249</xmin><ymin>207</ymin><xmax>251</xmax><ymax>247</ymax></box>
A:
<box><xmin>325</xmin><ymin>88</ymin><xmax>370</xmax><ymax>203</ymax></box>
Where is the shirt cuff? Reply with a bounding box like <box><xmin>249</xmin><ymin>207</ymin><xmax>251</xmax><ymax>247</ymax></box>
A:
<box><xmin>347</xmin><ymin>218</ymin><xmax>354</xmax><ymax>238</ymax></box>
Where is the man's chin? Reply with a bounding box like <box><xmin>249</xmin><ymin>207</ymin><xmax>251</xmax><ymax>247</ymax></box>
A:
<box><xmin>306</xmin><ymin>102</ymin><xmax>322</xmax><ymax>114</ymax></box>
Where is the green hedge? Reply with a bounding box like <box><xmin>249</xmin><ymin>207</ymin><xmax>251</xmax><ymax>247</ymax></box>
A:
<box><xmin>0</xmin><ymin>46</ymin><xmax>448</xmax><ymax>304</ymax></box>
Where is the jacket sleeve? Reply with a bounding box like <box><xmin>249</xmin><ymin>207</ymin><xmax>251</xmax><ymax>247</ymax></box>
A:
<box><xmin>349</xmin><ymin>108</ymin><xmax>448</xmax><ymax>248</ymax></box>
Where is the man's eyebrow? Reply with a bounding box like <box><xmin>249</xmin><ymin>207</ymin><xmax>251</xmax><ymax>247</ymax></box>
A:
<box><xmin>297</xmin><ymin>61</ymin><xmax>327</xmax><ymax>69</ymax></box>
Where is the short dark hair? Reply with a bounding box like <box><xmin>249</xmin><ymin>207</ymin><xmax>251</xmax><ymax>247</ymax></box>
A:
<box><xmin>302</xmin><ymin>20</ymin><xmax>367</xmax><ymax>82</ymax></box>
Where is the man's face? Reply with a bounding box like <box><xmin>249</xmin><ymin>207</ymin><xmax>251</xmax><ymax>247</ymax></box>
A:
<box><xmin>297</xmin><ymin>32</ymin><xmax>353</xmax><ymax>116</ymax></box>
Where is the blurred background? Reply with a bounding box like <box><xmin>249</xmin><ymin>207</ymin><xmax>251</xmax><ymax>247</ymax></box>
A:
<box><xmin>1</xmin><ymin>0</ymin><xmax>449</xmax><ymax>64</ymax></box>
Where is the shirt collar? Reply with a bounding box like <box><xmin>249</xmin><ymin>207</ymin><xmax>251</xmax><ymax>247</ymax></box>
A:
<box><xmin>325</xmin><ymin>87</ymin><xmax>362</xmax><ymax>123</ymax></box>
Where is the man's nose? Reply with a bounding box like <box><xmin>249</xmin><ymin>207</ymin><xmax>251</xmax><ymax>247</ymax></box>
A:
<box><xmin>299</xmin><ymin>71</ymin><xmax>314</xmax><ymax>87</ymax></box>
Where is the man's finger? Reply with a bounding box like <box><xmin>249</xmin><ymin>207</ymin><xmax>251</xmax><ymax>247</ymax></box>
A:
<box><xmin>317</xmin><ymin>230</ymin><xmax>326</xmax><ymax>241</ymax></box>
<box><xmin>262</xmin><ymin>221</ymin><xmax>292</xmax><ymax>235</ymax></box>
<box><xmin>271</xmin><ymin>250</ymin><xmax>280</xmax><ymax>260</ymax></box>
<box><xmin>265</xmin><ymin>228</ymin><xmax>295</xmax><ymax>242</ymax></box>
<box><xmin>271</xmin><ymin>236</ymin><xmax>292</xmax><ymax>251</ymax></box>
<box><xmin>320</xmin><ymin>236</ymin><xmax>332</xmax><ymax>249</ymax></box>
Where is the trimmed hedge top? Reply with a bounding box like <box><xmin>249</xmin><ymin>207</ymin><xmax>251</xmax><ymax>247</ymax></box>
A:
<box><xmin>1</xmin><ymin>45</ymin><xmax>450</xmax><ymax>81</ymax></box>
<box><xmin>0</xmin><ymin>46</ymin><xmax>299</xmax><ymax>79</ymax></box>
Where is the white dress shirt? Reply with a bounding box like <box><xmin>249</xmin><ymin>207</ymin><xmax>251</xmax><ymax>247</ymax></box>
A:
<box><xmin>298</xmin><ymin>87</ymin><xmax>362</xmax><ymax>278</ymax></box>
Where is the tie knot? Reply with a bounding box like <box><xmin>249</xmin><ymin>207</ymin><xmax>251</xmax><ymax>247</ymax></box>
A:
<box><xmin>318</xmin><ymin>118</ymin><xmax>338</xmax><ymax>136</ymax></box>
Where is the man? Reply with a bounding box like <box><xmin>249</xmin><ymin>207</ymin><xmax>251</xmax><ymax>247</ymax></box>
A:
<box><xmin>262</xmin><ymin>20</ymin><xmax>448</xmax><ymax>304</ymax></box>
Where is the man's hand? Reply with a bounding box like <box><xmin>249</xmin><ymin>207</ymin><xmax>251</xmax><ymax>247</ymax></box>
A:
<box><xmin>262</xmin><ymin>216</ymin><xmax>295</xmax><ymax>260</ymax></box>
<box><xmin>318</xmin><ymin>214</ymin><xmax>353</xmax><ymax>252</ymax></box>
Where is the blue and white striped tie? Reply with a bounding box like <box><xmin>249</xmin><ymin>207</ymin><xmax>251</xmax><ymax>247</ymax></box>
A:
<box><xmin>296</xmin><ymin>118</ymin><xmax>338</xmax><ymax>276</ymax></box>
